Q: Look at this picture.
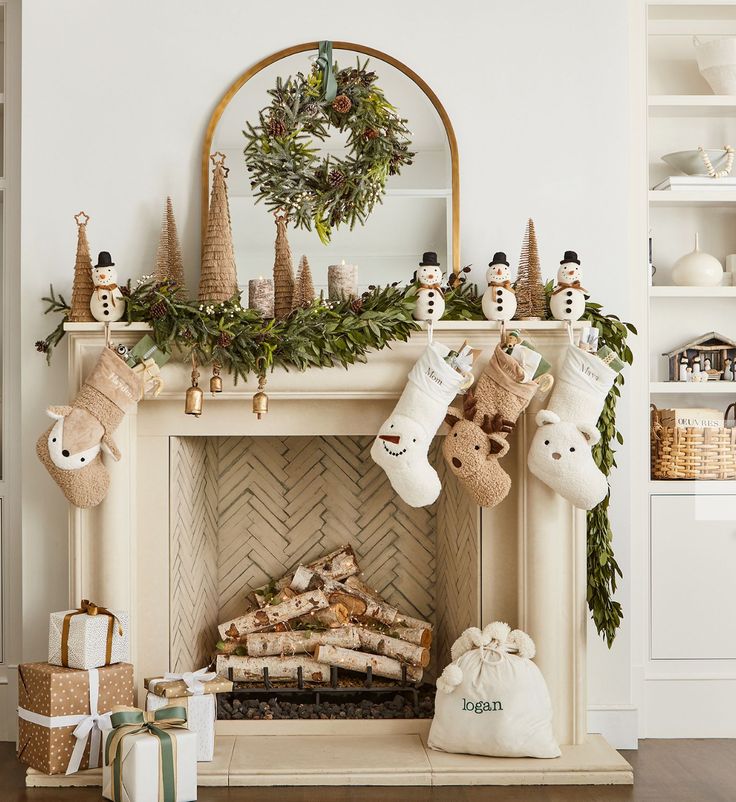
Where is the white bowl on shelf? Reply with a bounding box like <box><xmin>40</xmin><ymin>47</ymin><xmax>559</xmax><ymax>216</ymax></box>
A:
<box><xmin>694</xmin><ymin>36</ymin><xmax>736</xmax><ymax>94</ymax></box>
<box><xmin>661</xmin><ymin>149</ymin><xmax>731</xmax><ymax>176</ymax></box>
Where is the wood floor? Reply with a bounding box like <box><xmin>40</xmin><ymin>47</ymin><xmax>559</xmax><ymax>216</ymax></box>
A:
<box><xmin>3</xmin><ymin>739</ymin><xmax>735</xmax><ymax>801</ymax></box>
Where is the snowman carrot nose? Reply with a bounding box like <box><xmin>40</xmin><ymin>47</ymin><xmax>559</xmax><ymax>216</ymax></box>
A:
<box><xmin>379</xmin><ymin>434</ymin><xmax>401</xmax><ymax>444</ymax></box>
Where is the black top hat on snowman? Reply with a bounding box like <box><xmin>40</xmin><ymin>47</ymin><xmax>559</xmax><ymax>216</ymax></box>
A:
<box><xmin>560</xmin><ymin>250</ymin><xmax>580</xmax><ymax>265</ymax></box>
<box><xmin>419</xmin><ymin>252</ymin><xmax>440</xmax><ymax>267</ymax></box>
<box><xmin>94</xmin><ymin>251</ymin><xmax>115</xmax><ymax>268</ymax></box>
<box><xmin>489</xmin><ymin>251</ymin><xmax>509</xmax><ymax>267</ymax></box>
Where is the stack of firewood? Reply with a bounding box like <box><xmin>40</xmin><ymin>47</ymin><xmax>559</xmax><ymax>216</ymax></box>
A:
<box><xmin>215</xmin><ymin>546</ymin><xmax>432</xmax><ymax>684</ymax></box>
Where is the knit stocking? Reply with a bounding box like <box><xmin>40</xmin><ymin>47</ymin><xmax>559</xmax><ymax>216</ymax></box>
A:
<box><xmin>443</xmin><ymin>345</ymin><xmax>538</xmax><ymax>507</ymax></box>
<box><xmin>527</xmin><ymin>345</ymin><xmax>616</xmax><ymax>509</ymax></box>
<box><xmin>37</xmin><ymin>348</ymin><xmax>142</xmax><ymax>508</ymax></box>
<box><xmin>371</xmin><ymin>342</ymin><xmax>469</xmax><ymax>508</ymax></box>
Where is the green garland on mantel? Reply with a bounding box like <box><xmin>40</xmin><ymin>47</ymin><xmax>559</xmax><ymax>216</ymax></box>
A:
<box><xmin>37</xmin><ymin>278</ymin><xmax>634</xmax><ymax>648</ymax></box>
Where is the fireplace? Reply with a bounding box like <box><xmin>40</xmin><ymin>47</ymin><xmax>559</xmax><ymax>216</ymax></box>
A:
<box><xmin>30</xmin><ymin>321</ymin><xmax>632</xmax><ymax>787</ymax></box>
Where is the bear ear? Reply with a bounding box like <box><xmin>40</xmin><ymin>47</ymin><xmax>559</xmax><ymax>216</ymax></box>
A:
<box><xmin>535</xmin><ymin>409</ymin><xmax>560</xmax><ymax>427</ymax></box>
<box><xmin>577</xmin><ymin>422</ymin><xmax>601</xmax><ymax>445</ymax></box>
<box><xmin>46</xmin><ymin>405</ymin><xmax>73</xmax><ymax>421</ymax></box>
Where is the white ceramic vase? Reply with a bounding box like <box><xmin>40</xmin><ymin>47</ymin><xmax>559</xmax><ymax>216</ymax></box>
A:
<box><xmin>671</xmin><ymin>233</ymin><xmax>723</xmax><ymax>287</ymax></box>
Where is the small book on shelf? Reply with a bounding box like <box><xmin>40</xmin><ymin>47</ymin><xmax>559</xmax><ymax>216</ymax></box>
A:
<box><xmin>652</xmin><ymin>176</ymin><xmax>736</xmax><ymax>191</ymax></box>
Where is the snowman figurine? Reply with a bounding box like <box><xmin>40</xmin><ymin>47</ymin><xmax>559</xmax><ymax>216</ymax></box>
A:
<box><xmin>550</xmin><ymin>251</ymin><xmax>588</xmax><ymax>321</ymax></box>
<box><xmin>412</xmin><ymin>252</ymin><xmax>446</xmax><ymax>322</ymax></box>
<box><xmin>482</xmin><ymin>252</ymin><xmax>517</xmax><ymax>321</ymax></box>
<box><xmin>90</xmin><ymin>251</ymin><xmax>126</xmax><ymax>322</ymax></box>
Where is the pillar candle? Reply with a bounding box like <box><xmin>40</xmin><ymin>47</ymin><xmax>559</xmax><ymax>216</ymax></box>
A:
<box><xmin>248</xmin><ymin>277</ymin><xmax>274</xmax><ymax>318</ymax></box>
<box><xmin>327</xmin><ymin>261</ymin><xmax>358</xmax><ymax>300</ymax></box>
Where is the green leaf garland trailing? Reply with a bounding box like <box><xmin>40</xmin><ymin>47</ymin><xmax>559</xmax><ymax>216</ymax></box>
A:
<box><xmin>36</xmin><ymin>278</ymin><xmax>634</xmax><ymax>647</ymax></box>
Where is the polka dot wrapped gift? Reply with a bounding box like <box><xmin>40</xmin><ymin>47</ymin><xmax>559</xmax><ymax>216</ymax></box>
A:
<box><xmin>48</xmin><ymin>599</ymin><xmax>129</xmax><ymax>670</ymax></box>
<box><xmin>17</xmin><ymin>661</ymin><xmax>134</xmax><ymax>775</ymax></box>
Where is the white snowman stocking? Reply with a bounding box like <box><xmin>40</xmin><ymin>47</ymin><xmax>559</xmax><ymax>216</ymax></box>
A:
<box><xmin>527</xmin><ymin>345</ymin><xmax>617</xmax><ymax>510</ymax></box>
<box><xmin>371</xmin><ymin>342</ymin><xmax>469</xmax><ymax>507</ymax></box>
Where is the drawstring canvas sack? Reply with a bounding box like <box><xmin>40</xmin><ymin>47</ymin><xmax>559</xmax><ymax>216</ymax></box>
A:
<box><xmin>428</xmin><ymin>622</ymin><xmax>560</xmax><ymax>759</ymax></box>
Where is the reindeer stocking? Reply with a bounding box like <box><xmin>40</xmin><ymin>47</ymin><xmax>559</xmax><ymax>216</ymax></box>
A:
<box><xmin>443</xmin><ymin>345</ymin><xmax>538</xmax><ymax>507</ymax></box>
<box><xmin>371</xmin><ymin>342</ymin><xmax>470</xmax><ymax>508</ymax></box>
<box><xmin>37</xmin><ymin>348</ymin><xmax>142</xmax><ymax>508</ymax></box>
<box><xmin>527</xmin><ymin>345</ymin><xmax>617</xmax><ymax>509</ymax></box>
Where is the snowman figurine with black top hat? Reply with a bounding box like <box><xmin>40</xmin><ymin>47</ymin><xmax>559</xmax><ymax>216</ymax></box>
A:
<box><xmin>413</xmin><ymin>252</ymin><xmax>446</xmax><ymax>322</ymax></box>
<box><xmin>482</xmin><ymin>252</ymin><xmax>517</xmax><ymax>322</ymax></box>
<box><xmin>550</xmin><ymin>251</ymin><xmax>588</xmax><ymax>322</ymax></box>
<box><xmin>89</xmin><ymin>251</ymin><xmax>126</xmax><ymax>322</ymax></box>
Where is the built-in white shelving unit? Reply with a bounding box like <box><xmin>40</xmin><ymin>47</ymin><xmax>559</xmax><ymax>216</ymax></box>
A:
<box><xmin>639</xmin><ymin>1</ymin><xmax>736</xmax><ymax>740</ymax></box>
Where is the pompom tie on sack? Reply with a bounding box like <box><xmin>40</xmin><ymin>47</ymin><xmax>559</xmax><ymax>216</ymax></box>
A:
<box><xmin>450</xmin><ymin>627</ymin><xmax>485</xmax><ymax>661</ymax></box>
<box><xmin>436</xmin><ymin>663</ymin><xmax>464</xmax><ymax>694</ymax></box>
<box><xmin>509</xmin><ymin>629</ymin><xmax>536</xmax><ymax>659</ymax></box>
<box><xmin>483</xmin><ymin>621</ymin><xmax>511</xmax><ymax>645</ymax></box>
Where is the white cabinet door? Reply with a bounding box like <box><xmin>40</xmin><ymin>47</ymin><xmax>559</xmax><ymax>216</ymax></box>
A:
<box><xmin>651</xmin><ymin>495</ymin><xmax>736</xmax><ymax>660</ymax></box>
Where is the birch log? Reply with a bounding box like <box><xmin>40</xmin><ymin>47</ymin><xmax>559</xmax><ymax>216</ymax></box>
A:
<box><xmin>307</xmin><ymin>545</ymin><xmax>359</xmax><ymax>581</ymax></box>
<box><xmin>218</xmin><ymin>590</ymin><xmax>330</xmax><ymax>639</ymax></box>
<box><xmin>395</xmin><ymin>612</ymin><xmax>434</xmax><ymax>630</ymax></box>
<box><xmin>344</xmin><ymin>576</ymin><xmax>433</xmax><ymax>633</ymax></box>
<box><xmin>246</xmin><ymin>627</ymin><xmax>360</xmax><ymax>657</ymax></box>
<box><xmin>216</xmin><ymin>654</ymin><xmax>328</xmax><ymax>683</ymax></box>
<box><xmin>313</xmin><ymin>644</ymin><xmax>423</xmax><ymax>683</ymax></box>
<box><xmin>352</xmin><ymin>617</ymin><xmax>432</xmax><ymax>648</ymax></box>
<box><xmin>298</xmin><ymin>603</ymin><xmax>350</xmax><ymax>628</ymax></box>
<box><xmin>322</xmin><ymin>579</ymin><xmax>398</xmax><ymax>626</ymax></box>
<box><xmin>290</xmin><ymin>565</ymin><xmax>315</xmax><ymax>593</ymax></box>
<box><xmin>357</xmin><ymin>628</ymin><xmax>430</xmax><ymax>667</ymax></box>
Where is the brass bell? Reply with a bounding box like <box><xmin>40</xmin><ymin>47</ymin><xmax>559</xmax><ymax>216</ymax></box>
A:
<box><xmin>185</xmin><ymin>360</ymin><xmax>204</xmax><ymax>417</ymax></box>
<box><xmin>252</xmin><ymin>374</ymin><xmax>268</xmax><ymax>419</ymax></box>
<box><xmin>210</xmin><ymin>362</ymin><xmax>223</xmax><ymax>395</ymax></box>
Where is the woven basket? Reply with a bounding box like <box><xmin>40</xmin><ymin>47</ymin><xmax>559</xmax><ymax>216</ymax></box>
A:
<box><xmin>651</xmin><ymin>403</ymin><xmax>736</xmax><ymax>480</ymax></box>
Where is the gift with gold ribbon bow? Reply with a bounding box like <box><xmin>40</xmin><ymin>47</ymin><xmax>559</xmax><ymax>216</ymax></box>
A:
<box><xmin>49</xmin><ymin>599</ymin><xmax>128</xmax><ymax>670</ymax></box>
<box><xmin>103</xmin><ymin>706</ymin><xmax>197</xmax><ymax>802</ymax></box>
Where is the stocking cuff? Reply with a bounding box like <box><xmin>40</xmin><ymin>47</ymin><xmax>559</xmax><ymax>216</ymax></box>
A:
<box><xmin>76</xmin><ymin>385</ymin><xmax>125</xmax><ymax>434</ymax></box>
<box><xmin>483</xmin><ymin>345</ymin><xmax>538</xmax><ymax>405</ymax></box>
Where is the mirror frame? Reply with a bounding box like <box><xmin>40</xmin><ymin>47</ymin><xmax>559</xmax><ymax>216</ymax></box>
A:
<box><xmin>201</xmin><ymin>41</ymin><xmax>460</xmax><ymax>279</ymax></box>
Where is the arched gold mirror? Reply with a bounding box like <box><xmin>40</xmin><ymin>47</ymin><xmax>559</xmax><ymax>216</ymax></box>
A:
<box><xmin>202</xmin><ymin>42</ymin><xmax>459</xmax><ymax>290</ymax></box>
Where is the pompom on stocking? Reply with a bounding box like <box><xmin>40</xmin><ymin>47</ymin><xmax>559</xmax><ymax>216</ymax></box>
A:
<box><xmin>527</xmin><ymin>345</ymin><xmax>617</xmax><ymax>509</ymax></box>
<box><xmin>371</xmin><ymin>342</ymin><xmax>470</xmax><ymax>508</ymax></box>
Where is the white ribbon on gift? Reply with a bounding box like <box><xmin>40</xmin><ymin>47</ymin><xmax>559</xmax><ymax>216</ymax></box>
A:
<box><xmin>17</xmin><ymin>667</ymin><xmax>112</xmax><ymax>775</ymax></box>
<box><xmin>149</xmin><ymin>666</ymin><xmax>217</xmax><ymax>696</ymax></box>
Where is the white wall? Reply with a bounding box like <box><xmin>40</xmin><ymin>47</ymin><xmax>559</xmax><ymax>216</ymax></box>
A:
<box><xmin>20</xmin><ymin>0</ymin><xmax>634</xmax><ymax>742</ymax></box>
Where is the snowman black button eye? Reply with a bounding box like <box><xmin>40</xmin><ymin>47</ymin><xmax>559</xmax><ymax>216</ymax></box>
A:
<box><xmin>544</xmin><ymin>440</ymin><xmax>549</xmax><ymax>446</ymax></box>
<box><xmin>390</xmin><ymin>424</ymin><xmax>393</xmax><ymax>428</ymax></box>
<box><xmin>474</xmin><ymin>444</ymin><xmax>480</xmax><ymax>450</ymax></box>
<box><xmin>52</xmin><ymin>438</ymin><xmax>56</xmax><ymax>442</ymax></box>
<box><xmin>81</xmin><ymin>457</ymin><xmax>85</xmax><ymax>462</ymax></box>
<box><xmin>570</xmin><ymin>447</ymin><xmax>575</xmax><ymax>452</ymax></box>
<box><xmin>412</xmin><ymin>438</ymin><xmax>416</xmax><ymax>443</ymax></box>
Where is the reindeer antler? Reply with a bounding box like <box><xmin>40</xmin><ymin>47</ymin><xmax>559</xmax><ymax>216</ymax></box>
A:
<box><xmin>480</xmin><ymin>413</ymin><xmax>514</xmax><ymax>436</ymax></box>
<box><xmin>463</xmin><ymin>389</ymin><xmax>477</xmax><ymax>421</ymax></box>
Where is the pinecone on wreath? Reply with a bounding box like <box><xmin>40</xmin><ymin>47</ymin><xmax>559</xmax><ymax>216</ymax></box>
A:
<box><xmin>363</xmin><ymin>128</ymin><xmax>379</xmax><ymax>140</ymax></box>
<box><xmin>328</xmin><ymin>169</ymin><xmax>346</xmax><ymax>188</ymax></box>
<box><xmin>349</xmin><ymin>297</ymin><xmax>364</xmax><ymax>314</ymax></box>
<box><xmin>332</xmin><ymin>94</ymin><xmax>352</xmax><ymax>114</ymax></box>
<box><xmin>268</xmin><ymin>116</ymin><xmax>287</xmax><ymax>138</ymax></box>
<box><xmin>149</xmin><ymin>300</ymin><xmax>168</xmax><ymax>320</ymax></box>
<box><xmin>217</xmin><ymin>331</ymin><xmax>233</xmax><ymax>349</ymax></box>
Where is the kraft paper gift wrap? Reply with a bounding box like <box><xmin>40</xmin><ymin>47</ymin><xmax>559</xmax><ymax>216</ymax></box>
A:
<box><xmin>17</xmin><ymin>661</ymin><xmax>134</xmax><ymax>775</ymax></box>
<box><xmin>102</xmin><ymin>707</ymin><xmax>197</xmax><ymax>802</ymax></box>
<box><xmin>146</xmin><ymin>692</ymin><xmax>215</xmax><ymax>762</ymax></box>
<box><xmin>49</xmin><ymin>602</ymin><xmax>129</xmax><ymax>670</ymax></box>
<box><xmin>144</xmin><ymin>669</ymin><xmax>232</xmax><ymax>699</ymax></box>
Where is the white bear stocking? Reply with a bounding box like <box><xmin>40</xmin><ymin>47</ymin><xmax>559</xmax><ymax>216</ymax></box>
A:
<box><xmin>371</xmin><ymin>342</ymin><xmax>468</xmax><ymax>507</ymax></box>
<box><xmin>527</xmin><ymin>345</ymin><xmax>617</xmax><ymax>510</ymax></box>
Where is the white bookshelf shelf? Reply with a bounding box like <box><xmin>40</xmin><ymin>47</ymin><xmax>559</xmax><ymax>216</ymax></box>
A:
<box><xmin>649</xmin><ymin>480</ymin><xmax>736</xmax><ymax>494</ymax></box>
<box><xmin>649</xmin><ymin>286</ymin><xmax>736</xmax><ymax>297</ymax></box>
<box><xmin>650</xmin><ymin>381</ymin><xmax>736</xmax><ymax>394</ymax></box>
<box><xmin>648</xmin><ymin>95</ymin><xmax>736</xmax><ymax>117</ymax></box>
<box><xmin>649</xmin><ymin>190</ymin><xmax>736</xmax><ymax>207</ymax></box>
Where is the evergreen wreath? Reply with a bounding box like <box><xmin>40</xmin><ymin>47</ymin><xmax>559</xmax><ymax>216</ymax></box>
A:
<box><xmin>36</xmin><ymin>278</ymin><xmax>634</xmax><ymax>648</ymax></box>
<box><xmin>243</xmin><ymin>57</ymin><xmax>415</xmax><ymax>244</ymax></box>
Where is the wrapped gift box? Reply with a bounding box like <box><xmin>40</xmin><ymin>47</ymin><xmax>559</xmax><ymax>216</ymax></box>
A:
<box><xmin>146</xmin><ymin>692</ymin><xmax>215</xmax><ymax>762</ymax></box>
<box><xmin>49</xmin><ymin>603</ymin><xmax>129</xmax><ymax>670</ymax></box>
<box><xmin>144</xmin><ymin>672</ymin><xmax>232</xmax><ymax>699</ymax></box>
<box><xmin>17</xmin><ymin>661</ymin><xmax>134</xmax><ymax>775</ymax></box>
<box><xmin>102</xmin><ymin>708</ymin><xmax>197</xmax><ymax>802</ymax></box>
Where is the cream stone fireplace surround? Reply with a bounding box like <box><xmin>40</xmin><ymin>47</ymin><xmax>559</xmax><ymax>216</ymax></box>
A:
<box><xmin>29</xmin><ymin>320</ymin><xmax>632</xmax><ymax>787</ymax></box>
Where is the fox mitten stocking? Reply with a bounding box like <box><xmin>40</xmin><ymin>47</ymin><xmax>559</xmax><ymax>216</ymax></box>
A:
<box><xmin>443</xmin><ymin>345</ymin><xmax>538</xmax><ymax>507</ymax></box>
<box><xmin>37</xmin><ymin>348</ymin><xmax>142</xmax><ymax>508</ymax></box>
<box><xmin>527</xmin><ymin>345</ymin><xmax>616</xmax><ymax>509</ymax></box>
<box><xmin>371</xmin><ymin>342</ymin><xmax>470</xmax><ymax>508</ymax></box>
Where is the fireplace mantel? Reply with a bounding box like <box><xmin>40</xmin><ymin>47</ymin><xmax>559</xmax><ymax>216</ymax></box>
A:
<box><xmin>33</xmin><ymin>321</ymin><xmax>633</xmax><ymax>788</ymax></box>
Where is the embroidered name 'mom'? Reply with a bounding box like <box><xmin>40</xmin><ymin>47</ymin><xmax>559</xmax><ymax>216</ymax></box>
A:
<box><xmin>425</xmin><ymin>367</ymin><xmax>444</xmax><ymax>387</ymax></box>
<box><xmin>462</xmin><ymin>697</ymin><xmax>503</xmax><ymax>714</ymax></box>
